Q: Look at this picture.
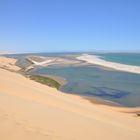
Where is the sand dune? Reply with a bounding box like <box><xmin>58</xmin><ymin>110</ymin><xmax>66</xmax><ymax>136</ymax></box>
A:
<box><xmin>0</xmin><ymin>56</ymin><xmax>140</xmax><ymax>140</ymax></box>
<box><xmin>77</xmin><ymin>54</ymin><xmax>140</xmax><ymax>74</ymax></box>
<box><xmin>0</xmin><ymin>52</ymin><xmax>16</xmax><ymax>55</ymax></box>
<box><xmin>0</xmin><ymin>56</ymin><xmax>21</xmax><ymax>71</ymax></box>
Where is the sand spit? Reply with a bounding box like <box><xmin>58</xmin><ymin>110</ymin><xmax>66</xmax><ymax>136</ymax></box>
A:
<box><xmin>77</xmin><ymin>54</ymin><xmax>140</xmax><ymax>74</ymax></box>
<box><xmin>0</xmin><ymin>56</ymin><xmax>140</xmax><ymax>140</ymax></box>
<box><xmin>26</xmin><ymin>55</ymin><xmax>82</xmax><ymax>66</ymax></box>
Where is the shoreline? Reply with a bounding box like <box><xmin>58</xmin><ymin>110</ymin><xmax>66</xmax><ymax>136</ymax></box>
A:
<box><xmin>27</xmin><ymin>67</ymin><xmax>138</xmax><ymax>108</ymax></box>
<box><xmin>26</xmin><ymin>73</ymin><xmax>124</xmax><ymax>108</ymax></box>
<box><xmin>77</xmin><ymin>54</ymin><xmax>140</xmax><ymax>74</ymax></box>
<box><xmin>30</xmin><ymin>72</ymin><xmax>140</xmax><ymax>109</ymax></box>
<box><xmin>1</xmin><ymin>54</ymin><xmax>140</xmax><ymax>111</ymax></box>
<box><xmin>28</xmin><ymin>66</ymin><xmax>140</xmax><ymax>109</ymax></box>
<box><xmin>38</xmin><ymin>74</ymin><xmax>67</xmax><ymax>86</ymax></box>
<box><xmin>60</xmin><ymin>89</ymin><xmax>140</xmax><ymax>110</ymax></box>
<box><xmin>2</xmin><ymin>62</ymin><xmax>140</xmax><ymax>113</ymax></box>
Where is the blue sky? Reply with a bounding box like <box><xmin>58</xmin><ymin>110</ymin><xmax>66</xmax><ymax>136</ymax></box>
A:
<box><xmin>0</xmin><ymin>0</ymin><xmax>140</xmax><ymax>52</ymax></box>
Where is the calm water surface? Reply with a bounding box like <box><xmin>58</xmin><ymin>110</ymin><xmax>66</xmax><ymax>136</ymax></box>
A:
<box><xmin>30</xmin><ymin>65</ymin><xmax>140</xmax><ymax>107</ymax></box>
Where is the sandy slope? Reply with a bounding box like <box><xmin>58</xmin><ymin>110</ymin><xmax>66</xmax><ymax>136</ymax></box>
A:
<box><xmin>0</xmin><ymin>57</ymin><xmax>140</xmax><ymax>140</ymax></box>
<box><xmin>0</xmin><ymin>56</ymin><xmax>20</xmax><ymax>71</ymax></box>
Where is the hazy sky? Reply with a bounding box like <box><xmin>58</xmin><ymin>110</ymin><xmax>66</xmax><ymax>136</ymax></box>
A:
<box><xmin>0</xmin><ymin>0</ymin><xmax>140</xmax><ymax>52</ymax></box>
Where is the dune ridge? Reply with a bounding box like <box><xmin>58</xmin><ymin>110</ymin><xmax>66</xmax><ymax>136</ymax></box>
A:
<box><xmin>0</xmin><ymin>56</ymin><xmax>140</xmax><ymax>140</ymax></box>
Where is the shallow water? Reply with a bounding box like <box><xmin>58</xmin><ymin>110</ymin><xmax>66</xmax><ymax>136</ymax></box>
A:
<box><xmin>30</xmin><ymin>65</ymin><xmax>140</xmax><ymax>107</ymax></box>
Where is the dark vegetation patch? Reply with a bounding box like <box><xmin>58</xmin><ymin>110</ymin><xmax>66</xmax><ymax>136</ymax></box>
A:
<box><xmin>29</xmin><ymin>75</ymin><xmax>61</xmax><ymax>89</ymax></box>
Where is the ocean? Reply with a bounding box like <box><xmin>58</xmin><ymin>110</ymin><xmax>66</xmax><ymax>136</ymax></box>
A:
<box><xmin>98</xmin><ymin>53</ymin><xmax>140</xmax><ymax>66</ymax></box>
<box><xmin>6</xmin><ymin>52</ymin><xmax>140</xmax><ymax>107</ymax></box>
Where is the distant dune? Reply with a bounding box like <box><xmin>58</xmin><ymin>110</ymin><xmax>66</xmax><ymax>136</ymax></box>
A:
<box><xmin>0</xmin><ymin>56</ymin><xmax>140</xmax><ymax>140</ymax></box>
<box><xmin>0</xmin><ymin>52</ymin><xmax>16</xmax><ymax>55</ymax></box>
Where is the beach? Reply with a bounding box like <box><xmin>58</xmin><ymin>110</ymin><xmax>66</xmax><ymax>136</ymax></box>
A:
<box><xmin>77</xmin><ymin>54</ymin><xmax>140</xmax><ymax>74</ymax></box>
<box><xmin>0</xmin><ymin>56</ymin><xmax>140</xmax><ymax>140</ymax></box>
